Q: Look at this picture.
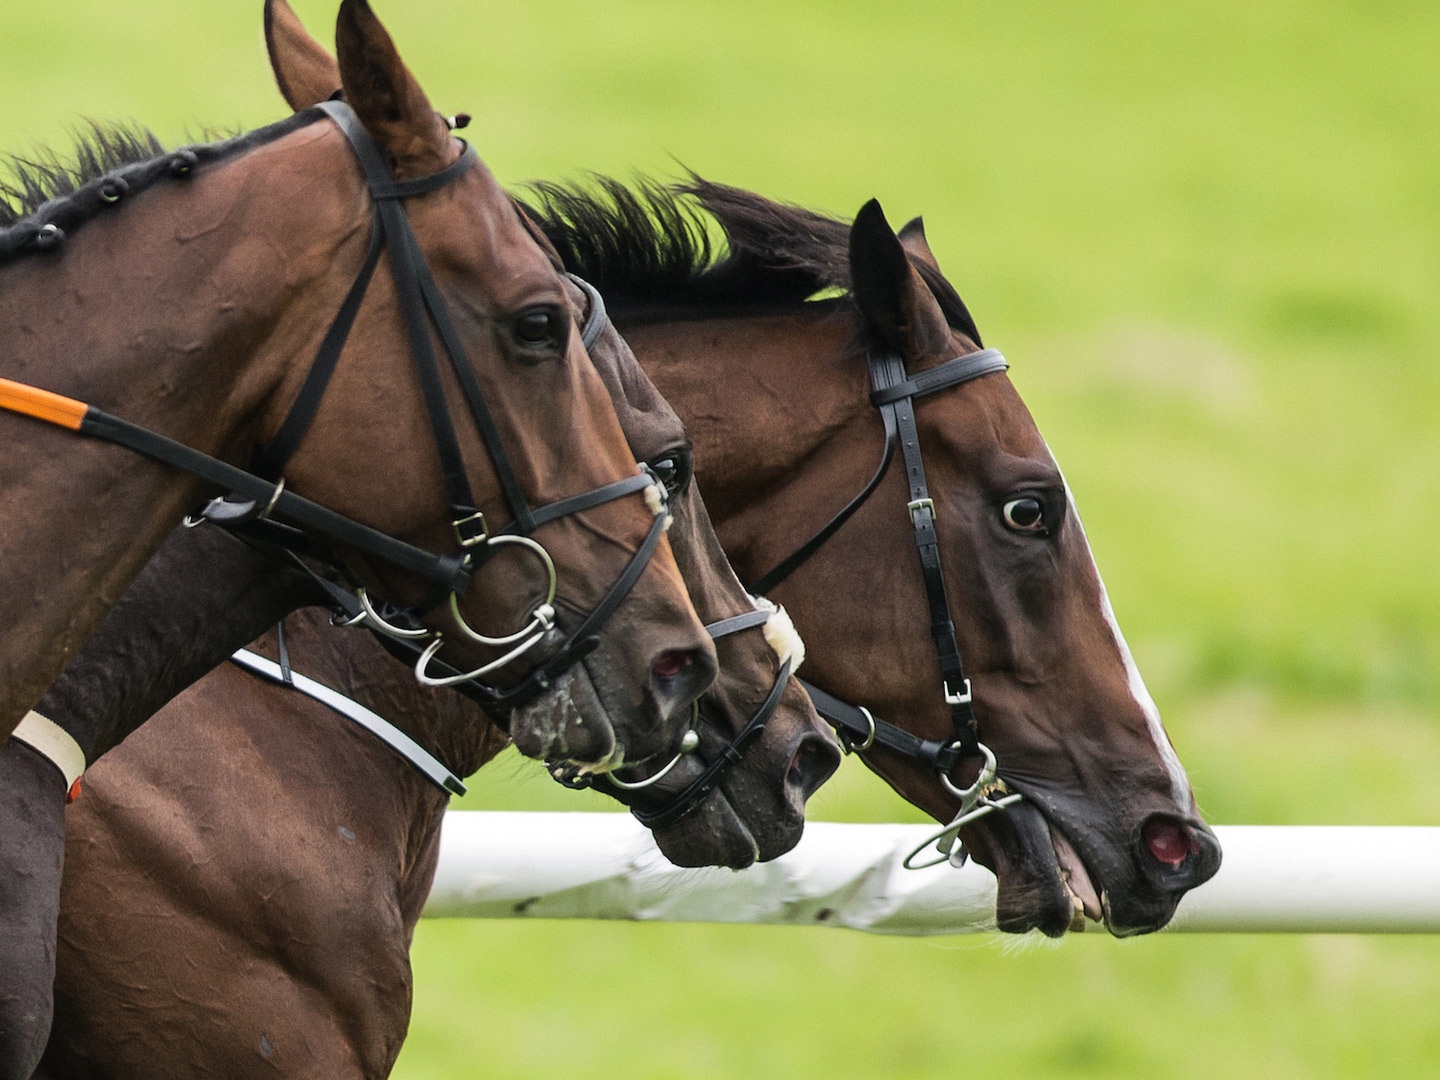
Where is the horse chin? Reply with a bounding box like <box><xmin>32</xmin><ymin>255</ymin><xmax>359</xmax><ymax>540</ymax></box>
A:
<box><xmin>967</xmin><ymin>787</ymin><xmax>1222</xmax><ymax>939</ymax></box>
<box><xmin>650</xmin><ymin>795</ymin><xmax>762</xmax><ymax>870</ymax></box>
<box><xmin>963</xmin><ymin>800</ymin><xmax>1080</xmax><ymax>938</ymax></box>
<box><xmin>507</xmin><ymin>665</ymin><xmax>617</xmax><ymax>768</ymax></box>
<box><xmin>651</xmin><ymin>715</ymin><xmax>839</xmax><ymax>869</ymax></box>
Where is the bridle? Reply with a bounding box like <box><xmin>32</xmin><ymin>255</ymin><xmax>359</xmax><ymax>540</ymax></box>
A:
<box><xmin>748</xmin><ymin>343</ymin><xmax>1025</xmax><ymax>869</ymax></box>
<box><xmin>0</xmin><ymin>100</ymin><xmax>671</xmax><ymax>712</ymax></box>
<box><xmin>550</xmin><ymin>605</ymin><xmax>794</xmax><ymax>830</ymax></box>
<box><xmin>540</xmin><ymin>276</ymin><xmax>798</xmax><ymax>828</ymax></box>
<box><xmin>225</xmin><ymin>270</ymin><xmax>794</xmax><ymax>821</ymax></box>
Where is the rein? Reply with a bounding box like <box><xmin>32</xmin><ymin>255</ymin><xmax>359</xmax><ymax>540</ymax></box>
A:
<box><xmin>748</xmin><ymin>345</ymin><xmax>1024</xmax><ymax>867</ymax></box>
<box><xmin>0</xmin><ymin>102</ymin><xmax>671</xmax><ymax>709</ymax></box>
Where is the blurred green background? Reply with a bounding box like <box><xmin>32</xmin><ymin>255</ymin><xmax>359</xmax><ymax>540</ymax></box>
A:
<box><xmin>5</xmin><ymin>1</ymin><xmax>1439</xmax><ymax>1076</ymax></box>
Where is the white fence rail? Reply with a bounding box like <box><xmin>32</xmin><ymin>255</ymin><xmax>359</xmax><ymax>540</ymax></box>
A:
<box><xmin>423</xmin><ymin>813</ymin><xmax>1440</xmax><ymax>934</ymax></box>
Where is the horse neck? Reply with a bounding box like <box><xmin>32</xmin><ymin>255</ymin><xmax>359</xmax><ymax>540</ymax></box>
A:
<box><xmin>0</xmin><ymin>125</ymin><xmax>371</xmax><ymax>732</ymax></box>
<box><xmin>621</xmin><ymin>304</ymin><xmax>872</xmax><ymax>583</ymax></box>
<box><xmin>35</xmin><ymin>527</ymin><xmax>323</xmax><ymax>761</ymax></box>
<box><xmin>0</xmin><ymin>128</ymin><xmax>357</xmax><ymax>451</ymax></box>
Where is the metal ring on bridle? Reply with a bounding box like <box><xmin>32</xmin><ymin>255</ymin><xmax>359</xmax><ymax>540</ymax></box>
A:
<box><xmin>940</xmin><ymin>741</ymin><xmax>997</xmax><ymax>801</ymax></box>
<box><xmin>447</xmin><ymin>534</ymin><xmax>558</xmax><ymax>647</ymax></box>
<box><xmin>601</xmin><ymin>709</ymin><xmax>702</xmax><ymax>791</ymax></box>
<box><xmin>849</xmin><ymin>705</ymin><xmax>876</xmax><ymax>753</ymax></box>
<box><xmin>356</xmin><ymin>586</ymin><xmax>431</xmax><ymax>640</ymax></box>
<box><xmin>902</xmin><ymin>742</ymin><xmax>1025</xmax><ymax>870</ymax></box>
<box><xmin>413</xmin><ymin>630</ymin><xmax>549</xmax><ymax>688</ymax></box>
<box><xmin>901</xmin><ymin>788</ymin><xmax>1026</xmax><ymax>871</ymax></box>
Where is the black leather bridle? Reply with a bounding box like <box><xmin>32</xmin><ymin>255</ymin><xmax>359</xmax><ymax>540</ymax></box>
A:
<box><xmin>532</xmin><ymin>277</ymin><xmax>796</xmax><ymax>827</ymax></box>
<box><xmin>749</xmin><ymin>345</ymin><xmax>1013</xmax><ymax>791</ymax></box>
<box><xmin>552</xmin><ymin>606</ymin><xmax>793</xmax><ymax>829</ymax></box>
<box><xmin>0</xmin><ymin>100</ymin><xmax>672</xmax><ymax>712</ymax></box>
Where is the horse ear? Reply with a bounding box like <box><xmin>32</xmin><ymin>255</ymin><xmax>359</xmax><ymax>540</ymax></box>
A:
<box><xmin>897</xmin><ymin>215</ymin><xmax>943</xmax><ymax>275</ymax></box>
<box><xmin>849</xmin><ymin>200</ymin><xmax>950</xmax><ymax>358</ymax></box>
<box><xmin>266</xmin><ymin>0</ymin><xmax>342</xmax><ymax>110</ymax></box>
<box><xmin>334</xmin><ymin>0</ymin><xmax>452</xmax><ymax>179</ymax></box>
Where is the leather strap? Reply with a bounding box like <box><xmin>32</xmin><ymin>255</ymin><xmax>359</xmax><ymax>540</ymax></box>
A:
<box><xmin>251</xmin><ymin>219</ymin><xmax>387</xmax><ymax>481</ymax></box>
<box><xmin>748</xmin><ymin>408</ymin><xmax>898</xmax><ymax>597</ymax></box>
<box><xmin>868</xmin><ymin>348</ymin><xmax>1008</xmax><ymax>406</ymax></box>
<box><xmin>797</xmin><ymin>678</ymin><xmax>960</xmax><ymax>775</ymax></box>
<box><xmin>630</xmin><ymin>656</ymin><xmax>793</xmax><ymax>831</ymax></box>
<box><xmin>745</xmin><ymin>346</ymin><xmax>1011</xmax><ymax>776</ymax></box>
<box><xmin>230</xmin><ymin>648</ymin><xmax>466</xmax><ymax>796</ymax></box>
<box><xmin>80</xmin><ymin>406</ymin><xmax>473</xmax><ymax>592</ymax></box>
<box><xmin>702</xmin><ymin>609</ymin><xmax>772</xmax><ymax>639</ymax></box>
<box><xmin>871</xmin><ymin>351</ymin><xmax>978</xmax><ymax>757</ymax></box>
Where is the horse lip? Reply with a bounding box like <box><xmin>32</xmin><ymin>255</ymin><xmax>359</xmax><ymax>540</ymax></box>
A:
<box><xmin>1051</xmin><ymin>825</ymin><xmax>1103</xmax><ymax>926</ymax></box>
<box><xmin>980</xmin><ymin>778</ymin><xmax>1107</xmax><ymax>935</ymax></box>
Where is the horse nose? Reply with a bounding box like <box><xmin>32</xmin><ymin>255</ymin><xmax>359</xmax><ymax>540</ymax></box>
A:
<box><xmin>786</xmin><ymin>734</ymin><xmax>841</xmax><ymax>804</ymax></box>
<box><xmin>649</xmin><ymin>647</ymin><xmax>716</xmax><ymax>724</ymax></box>
<box><xmin>1138</xmin><ymin>814</ymin><xmax>1223</xmax><ymax>890</ymax></box>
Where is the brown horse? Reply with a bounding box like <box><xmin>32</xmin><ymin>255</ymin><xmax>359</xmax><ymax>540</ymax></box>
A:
<box><xmin>32</xmin><ymin>283</ymin><xmax>837</xmax><ymax>1079</ymax></box>
<box><xmin>549</xmin><ymin>179</ymin><xmax>1222</xmax><ymax>936</ymax></box>
<box><xmin>39</xmin><ymin>186</ymin><xmax>1220</xmax><ymax>1077</ymax></box>
<box><xmin>0</xmin><ymin>0</ymin><xmax>713</xmax><ymax>757</ymax></box>
<box><xmin>1</xmin><ymin>3</ymin><xmax>739</xmax><ymax>1074</ymax></box>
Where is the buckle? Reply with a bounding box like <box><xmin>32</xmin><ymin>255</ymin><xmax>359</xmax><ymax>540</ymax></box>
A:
<box><xmin>907</xmin><ymin>497</ymin><xmax>935</xmax><ymax>523</ymax></box>
<box><xmin>944</xmin><ymin>678</ymin><xmax>972</xmax><ymax>706</ymax></box>
<box><xmin>452</xmin><ymin>510</ymin><xmax>489</xmax><ymax>548</ymax></box>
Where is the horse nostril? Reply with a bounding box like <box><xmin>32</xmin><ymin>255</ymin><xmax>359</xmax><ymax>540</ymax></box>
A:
<box><xmin>787</xmin><ymin>738</ymin><xmax>840</xmax><ymax>800</ymax></box>
<box><xmin>652</xmin><ymin>649</ymin><xmax>695</xmax><ymax>680</ymax></box>
<box><xmin>1142</xmin><ymin>816</ymin><xmax>1199</xmax><ymax>868</ymax></box>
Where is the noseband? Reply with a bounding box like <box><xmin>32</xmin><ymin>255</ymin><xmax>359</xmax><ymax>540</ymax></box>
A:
<box><xmin>0</xmin><ymin>101</ymin><xmax>671</xmax><ymax>712</ymax></box>
<box><xmin>749</xmin><ymin>344</ymin><xmax>1024</xmax><ymax>868</ymax></box>
<box><xmin>551</xmin><ymin>604</ymin><xmax>793</xmax><ymax>830</ymax></box>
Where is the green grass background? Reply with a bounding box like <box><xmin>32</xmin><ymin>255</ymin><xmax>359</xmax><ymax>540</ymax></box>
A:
<box><xmin>4</xmin><ymin>1</ymin><xmax>1439</xmax><ymax>1076</ymax></box>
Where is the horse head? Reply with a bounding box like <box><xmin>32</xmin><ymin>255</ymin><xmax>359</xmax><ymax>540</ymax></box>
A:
<box><xmin>261</xmin><ymin>0</ymin><xmax>716</xmax><ymax>772</ymax></box>
<box><xmin>809</xmin><ymin>199</ymin><xmax>1221</xmax><ymax>936</ymax></box>
<box><xmin>564</xmin><ymin>274</ymin><xmax>841</xmax><ymax>867</ymax></box>
<box><xmin>265</xmin><ymin>0</ymin><xmax>836</xmax><ymax>866</ymax></box>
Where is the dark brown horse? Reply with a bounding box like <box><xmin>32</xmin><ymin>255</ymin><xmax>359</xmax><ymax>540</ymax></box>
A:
<box><xmin>31</xmin><ymin>277</ymin><xmax>837</xmax><ymax>1079</ymax></box>
<box><xmin>0</xmin><ymin>3</ymin><xmax>749</xmax><ymax>1074</ymax></box>
<box><xmin>39</xmin><ymin>186</ymin><xmax>1220</xmax><ymax>1077</ymax></box>
<box><xmin>0</xmin><ymin>0</ymin><xmax>714</xmax><ymax>756</ymax></box>
<box><xmin>582</xmin><ymin>182</ymin><xmax>1221</xmax><ymax>935</ymax></box>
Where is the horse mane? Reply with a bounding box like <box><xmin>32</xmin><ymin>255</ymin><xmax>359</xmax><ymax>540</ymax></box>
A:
<box><xmin>521</xmin><ymin>174</ymin><xmax>983</xmax><ymax>344</ymax></box>
<box><xmin>0</xmin><ymin>110</ymin><xmax>322</xmax><ymax>268</ymax></box>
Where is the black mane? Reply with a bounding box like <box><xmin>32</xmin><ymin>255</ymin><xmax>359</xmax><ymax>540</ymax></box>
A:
<box><xmin>0</xmin><ymin>123</ymin><xmax>164</xmax><ymax>227</ymax></box>
<box><xmin>0</xmin><ymin>110</ymin><xmax>322</xmax><ymax>268</ymax></box>
<box><xmin>521</xmin><ymin>174</ymin><xmax>982</xmax><ymax>343</ymax></box>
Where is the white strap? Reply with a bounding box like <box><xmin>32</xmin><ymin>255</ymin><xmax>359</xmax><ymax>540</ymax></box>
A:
<box><xmin>229</xmin><ymin>649</ymin><xmax>467</xmax><ymax>797</ymax></box>
<box><xmin>10</xmin><ymin>711</ymin><xmax>86</xmax><ymax>788</ymax></box>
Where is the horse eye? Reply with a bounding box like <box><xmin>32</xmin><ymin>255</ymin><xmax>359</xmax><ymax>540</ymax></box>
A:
<box><xmin>514</xmin><ymin>310</ymin><xmax>556</xmax><ymax>344</ymax></box>
<box><xmin>647</xmin><ymin>450</ymin><xmax>691</xmax><ymax>496</ymax></box>
<box><xmin>1002</xmin><ymin>496</ymin><xmax>1047</xmax><ymax>533</ymax></box>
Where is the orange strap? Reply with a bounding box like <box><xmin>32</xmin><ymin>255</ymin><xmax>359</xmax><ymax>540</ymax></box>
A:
<box><xmin>0</xmin><ymin>377</ymin><xmax>88</xmax><ymax>431</ymax></box>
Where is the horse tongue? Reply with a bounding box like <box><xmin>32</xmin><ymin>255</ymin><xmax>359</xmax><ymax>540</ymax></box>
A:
<box><xmin>1051</xmin><ymin>828</ymin><xmax>1102</xmax><ymax>928</ymax></box>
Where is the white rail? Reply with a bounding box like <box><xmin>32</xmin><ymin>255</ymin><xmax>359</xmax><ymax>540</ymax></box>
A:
<box><xmin>422</xmin><ymin>813</ymin><xmax>1440</xmax><ymax>934</ymax></box>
